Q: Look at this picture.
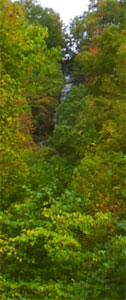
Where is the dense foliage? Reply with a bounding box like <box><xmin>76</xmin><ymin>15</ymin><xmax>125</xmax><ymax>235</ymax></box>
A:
<box><xmin>0</xmin><ymin>0</ymin><xmax>126</xmax><ymax>299</ymax></box>
<box><xmin>21</xmin><ymin>0</ymin><xmax>65</xmax><ymax>49</ymax></box>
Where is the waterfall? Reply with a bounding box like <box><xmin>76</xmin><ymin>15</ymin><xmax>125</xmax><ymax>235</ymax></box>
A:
<box><xmin>53</xmin><ymin>73</ymin><xmax>73</xmax><ymax>129</ymax></box>
<box><xmin>59</xmin><ymin>74</ymin><xmax>73</xmax><ymax>103</ymax></box>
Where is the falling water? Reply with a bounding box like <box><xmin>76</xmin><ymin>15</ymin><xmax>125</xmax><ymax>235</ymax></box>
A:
<box><xmin>53</xmin><ymin>74</ymin><xmax>73</xmax><ymax>128</ymax></box>
<box><xmin>60</xmin><ymin>74</ymin><xmax>73</xmax><ymax>102</ymax></box>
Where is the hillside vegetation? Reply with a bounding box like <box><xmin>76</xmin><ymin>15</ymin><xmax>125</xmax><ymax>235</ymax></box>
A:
<box><xmin>0</xmin><ymin>0</ymin><xmax>126</xmax><ymax>299</ymax></box>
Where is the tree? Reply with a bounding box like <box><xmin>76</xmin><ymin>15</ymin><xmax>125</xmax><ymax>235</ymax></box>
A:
<box><xmin>20</xmin><ymin>0</ymin><xmax>65</xmax><ymax>49</ymax></box>
<box><xmin>73</xmin><ymin>25</ymin><xmax>126</xmax><ymax>95</ymax></box>
<box><xmin>70</xmin><ymin>0</ymin><xmax>126</xmax><ymax>52</ymax></box>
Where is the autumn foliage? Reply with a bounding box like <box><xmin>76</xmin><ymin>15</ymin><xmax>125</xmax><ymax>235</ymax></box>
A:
<box><xmin>0</xmin><ymin>0</ymin><xmax>126</xmax><ymax>299</ymax></box>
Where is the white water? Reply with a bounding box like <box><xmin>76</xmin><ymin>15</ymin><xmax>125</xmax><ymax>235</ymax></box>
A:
<box><xmin>60</xmin><ymin>75</ymin><xmax>73</xmax><ymax>102</ymax></box>
<box><xmin>53</xmin><ymin>74</ymin><xmax>73</xmax><ymax>128</ymax></box>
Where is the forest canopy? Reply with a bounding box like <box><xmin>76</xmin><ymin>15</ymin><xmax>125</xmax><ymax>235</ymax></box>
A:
<box><xmin>0</xmin><ymin>0</ymin><xmax>126</xmax><ymax>299</ymax></box>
